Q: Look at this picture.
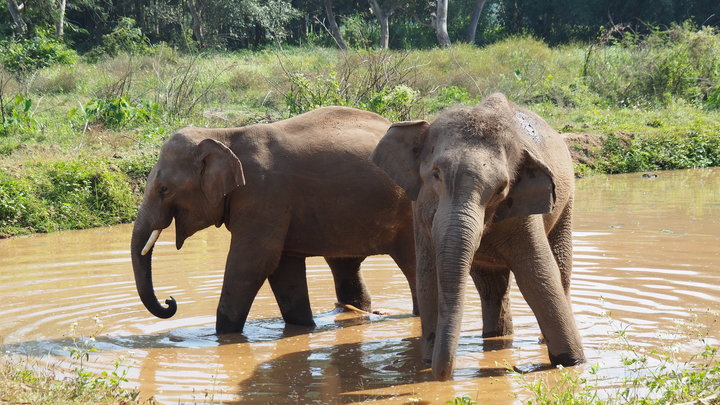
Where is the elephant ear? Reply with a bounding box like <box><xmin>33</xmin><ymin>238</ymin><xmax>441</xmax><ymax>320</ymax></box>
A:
<box><xmin>370</xmin><ymin>120</ymin><xmax>429</xmax><ymax>200</ymax></box>
<box><xmin>196</xmin><ymin>138</ymin><xmax>246</xmax><ymax>212</ymax></box>
<box><xmin>495</xmin><ymin>150</ymin><xmax>556</xmax><ymax>221</ymax></box>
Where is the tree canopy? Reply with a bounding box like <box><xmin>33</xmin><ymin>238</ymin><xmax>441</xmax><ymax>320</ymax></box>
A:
<box><xmin>1</xmin><ymin>0</ymin><xmax>719</xmax><ymax>52</ymax></box>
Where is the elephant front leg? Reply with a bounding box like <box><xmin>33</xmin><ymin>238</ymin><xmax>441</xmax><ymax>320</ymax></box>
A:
<box><xmin>470</xmin><ymin>266</ymin><xmax>513</xmax><ymax>338</ymax></box>
<box><xmin>216</xmin><ymin>237</ymin><xmax>281</xmax><ymax>335</ymax></box>
<box><xmin>268</xmin><ymin>254</ymin><xmax>315</xmax><ymax>327</ymax></box>
<box><xmin>325</xmin><ymin>257</ymin><xmax>371</xmax><ymax>312</ymax></box>
<box><xmin>495</xmin><ymin>219</ymin><xmax>585</xmax><ymax>367</ymax></box>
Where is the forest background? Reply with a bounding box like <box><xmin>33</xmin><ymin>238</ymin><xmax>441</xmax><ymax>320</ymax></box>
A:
<box><xmin>1</xmin><ymin>0</ymin><xmax>720</xmax><ymax>238</ymax></box>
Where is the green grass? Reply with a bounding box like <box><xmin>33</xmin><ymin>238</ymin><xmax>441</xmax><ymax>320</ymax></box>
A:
<box><xmin>1</xmin><ymin>26</ymin><xmax>720</xmax><ymax>237</ymax></box>
<box><xmin>1</xmin><ymin>319</ymin><xmax>144</xmax><ymax>404</ymax></box>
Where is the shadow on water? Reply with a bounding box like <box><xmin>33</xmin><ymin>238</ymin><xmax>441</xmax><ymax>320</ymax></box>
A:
<box><xmin>230</xmin><ymin>335</ymin><xmax>537</xmax><ymax>403</ymax></box>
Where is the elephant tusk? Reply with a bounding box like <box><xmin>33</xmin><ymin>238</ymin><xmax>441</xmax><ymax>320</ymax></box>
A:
<box><xmin>141</xmin><ymin>229</ymin><xmax>162</xmax><ymax>256</ymax></box>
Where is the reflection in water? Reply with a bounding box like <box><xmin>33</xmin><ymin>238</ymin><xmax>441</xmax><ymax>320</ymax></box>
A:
<box><xmin>1</xmin><ymin>168</ymin><xmax>719</xmax><ymax>403</ymax></box>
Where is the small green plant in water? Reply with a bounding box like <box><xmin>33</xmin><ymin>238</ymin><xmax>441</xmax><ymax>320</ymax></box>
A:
<box><xmin>519</xmin><ymin>320</ymin><xmax>720</xmax><ymax>405</ymax></box>
<box><xmin>63</xmin><ymin>316</ymin><xmax>137</xmax><ymax>401</ymax></box>
<box><xmin>447</xmin><ymin>395</ymin><xmax>477</xmax><ymax>405</ymax></box>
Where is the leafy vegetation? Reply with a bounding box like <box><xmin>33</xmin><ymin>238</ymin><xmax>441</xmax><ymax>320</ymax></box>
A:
<box><xmin>0</xmin><ymin>25</ymin><xmax>719</xmax><ymax>239</ymax></box>
<box><xmin>1</xmin><ymin>318</ymin><xmax>143</xmax><ymax>404</ymax></box>
<box><xmin>519</xmin><ymin>329</ymin><xmax>720</xmax><ymax>404</ymax></box>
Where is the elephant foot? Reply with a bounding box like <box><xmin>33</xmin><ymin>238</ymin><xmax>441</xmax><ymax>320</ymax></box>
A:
<box><xmin>549</xmin><ymin>351</ymin><xmax>586</xmax><ymax>367</ymax></box>
<box><xmin>421</xmin><ymin>332</ymin><xmax>435</xmax><ymax>365</ymax></box>
<box><xmin>282</xmin><ymin>312</ymin><xmax>316</xmax><ymax>327</ymax></box>
<box><xmin>215</xmin><ymin>312</ymin><xmax>246</xmax><ymax>335</ymax></box>
<box><xmin>482</xmin><ymin>318</ymin><xmax>514</xmax><ymax>338</ymax></box>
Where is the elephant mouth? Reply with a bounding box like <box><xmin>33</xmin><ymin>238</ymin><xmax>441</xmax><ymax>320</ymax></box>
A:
<box><xmin>140</xmin><ymin>209</ymin><xmax>190</xmax><ymax>256</ymax></box>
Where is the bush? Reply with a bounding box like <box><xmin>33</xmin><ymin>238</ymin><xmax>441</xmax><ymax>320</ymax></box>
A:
<box><xmin>583</xmin><ymin>23</ymin><xmax>720</xmax><ymax>107</ymax></box>
<box><xmin>76</xmin><ymin>97</ymin><xmax>159</xmax><ymax>129</ymax></box>
<box><xmin>0</xmin><ymin>160</ymin><xmax>140</xmax><ymax>235</ymax></box>
<box><xmin>98</xmin><ymin>17</ymin><xmax>150</xmax><ymax>57</ymax></box>
<box><xmin>596</xmin><ymin>131</ymin><xmax>720</xmax><ymax>174</ymax></box>
<box><xmin>0</xmin><ymin>94</ymin><xmax>37</xmax><ymax>137</ymax></box>
<box><xmin>0</xmin><ymin>31</ymin><xmax>77</xmax><ymax>76</ymax></box>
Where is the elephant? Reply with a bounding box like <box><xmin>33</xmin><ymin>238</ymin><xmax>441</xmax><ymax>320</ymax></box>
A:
<box><xmin>130</xmin><ymin>106</ymin><xmax>418</xmax><ymax>335</ymax></box>
<box><xmin>370</xmin><ymin>93</ymin><xmax>584</xmax><ymax>380</ymax></box>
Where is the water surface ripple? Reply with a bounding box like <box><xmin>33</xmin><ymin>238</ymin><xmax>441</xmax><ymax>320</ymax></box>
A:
<box><xmin>1</xmin><ymin>168</ymin><xmax>719</xmax><ymax>403</ymax></box>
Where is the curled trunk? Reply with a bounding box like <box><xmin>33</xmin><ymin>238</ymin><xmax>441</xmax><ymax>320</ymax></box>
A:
<box><xmin>130</xmin><ymin>211</ymin><xmax>177</xmax><ymax>318</ymax></box>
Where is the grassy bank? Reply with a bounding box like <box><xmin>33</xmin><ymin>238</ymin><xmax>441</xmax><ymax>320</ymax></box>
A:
<box><xmin>1</xmin><ymin>25</ymin><xmax>720</xmax><ymax>237</ymax></box>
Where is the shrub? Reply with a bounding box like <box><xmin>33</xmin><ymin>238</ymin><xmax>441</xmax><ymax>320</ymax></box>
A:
<box><xmin>77</xmin><ymin>97</ymin><xmax>159</xmax><ymax>129</ymax></box>
<box><xmin>0</xmin><ymin>160</ymin><xmax>140</xmax><ymax>235</ymax></box>
<box><xmin>0</xmin><ymin>94</ymin><xmax>37</xmax><ymax>137</ymax></box>
<box><xmin>596</xmin><ymin>131</ymin><xmax>720</xmax><ymax>174</ymax></box>
<box><xmin>0</xmin><ymin>31</ymin><xmax>77</xmax><ymax>76</ymax></box>
<box><xmin>583</xmin><ymin>23</ymin><xmax>720</xmax><ymax>107</ymax></box>
<box><xmin>99</xmin><ymin>17</ymin><xmax>150</xmax><ymax>56</ymax></box>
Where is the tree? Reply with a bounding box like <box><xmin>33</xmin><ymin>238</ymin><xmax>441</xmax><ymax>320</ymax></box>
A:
<box><xmin>55</xmin><ymin>0</ymin><xmax>66</xmax><ymax>37</ymax></box>
<box><xmin>369</xmin><ymin>0</ymin><xmax>408</xmax><ymax>49</ymax></box>
<box><xmin>465</xmin><ymin>0</ymin><xmax>486</xmax><ymax>43</ymax></box>
<box><xmin>185</xmin><ymin>0</ymin><xmax>205</xmax><ymax>47</ymax></box>
<box><xmin>324</xmin><ymin>0</ymin><xmax>347</xmax><ymax>50</ymax></box>
<box><xmin>7</xmin><ymin>0</ymin><xmax>28</xmax><ymax>35</ymax></box>
<box><xmin>435</xmin><ymin>0</ymin><xmax>450</xmax><ymax>47</ymax></box>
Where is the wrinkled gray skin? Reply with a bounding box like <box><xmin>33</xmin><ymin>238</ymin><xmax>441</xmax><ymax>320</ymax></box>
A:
<box><xmin>371</xmin><ymin>93</ymin><xmax>584</xmax><ymax>381</ymax></box>
<box><xmin>131</xmin><ymin>106</ymin><xmax>417</xmax><ymax>334</ymax></box>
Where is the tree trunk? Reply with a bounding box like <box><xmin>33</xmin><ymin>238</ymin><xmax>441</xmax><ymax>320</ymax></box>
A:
<box><xmin>368</xmin><ymin>0</ymin><xmax>390</xmax><ymax>49</ymax></box>
<box><xmin>324</xmin><ymin>0</ymin><xmax>347</xmax><ymax>50</ymax></box>
<box><xmin>7</xmin><ymin>0</ymin><xmax>27</xmax><ymax>36</ymax></box>
<box><xmin>55</xmin><ymin>0</ymin><xmax>67</xmax><ymax>37</ymax></box>
<box><xmin>435</xmin><ymin>0</ymin><xmax>451</xmax><ymax>47</ymax></box>
<box><xmin>186</xmin><ymin>0</ymin><xmax>205</xmax><ymax>48</ymax></box>
<box><xmin>465</xmin><ymin>0</ymin><xmax>487</xmax><ymax>44</ymax></box>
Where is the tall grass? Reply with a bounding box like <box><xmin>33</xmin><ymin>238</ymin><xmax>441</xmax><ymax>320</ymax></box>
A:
<box><xmin>1</xmin><ymin>24</ymin><xmax>720</xmax><ymax>236</ymax></box>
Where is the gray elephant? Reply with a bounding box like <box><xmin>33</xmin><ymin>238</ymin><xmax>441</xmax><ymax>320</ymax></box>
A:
<box><xmin>131</xmin><ymin>106</ymin><xmax>417</xmax><ymax>334</ymax></box>
<box><xmin>370</xmin><ymin>93</ymin><xmax>584</xmax><ymax>380</ymax></box>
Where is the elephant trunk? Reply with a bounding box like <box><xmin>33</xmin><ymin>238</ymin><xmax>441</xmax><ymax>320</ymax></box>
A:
<box><xmin>130</xmin><ymin>208</ymin><xmax>177</xmax><ymax>319</ymax></box>
<box><xmin>432</xmin><ymin>203</ymin><xmax>484</xmax><ymax>381</ymax></box>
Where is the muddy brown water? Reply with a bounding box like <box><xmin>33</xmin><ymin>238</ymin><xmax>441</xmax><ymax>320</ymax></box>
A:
<box><xmin>1</xmin><ymin>168</ymin><xmax>719</xmax><ymax>404</ymax></box>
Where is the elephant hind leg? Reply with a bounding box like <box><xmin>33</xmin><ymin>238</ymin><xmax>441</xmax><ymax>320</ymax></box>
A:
<box><xmin>268</xmin><ymin>255</ymin><xmax>315</xmax><ymax>327</ymax></box>
<box><xmin>325</xmin><ymin>257</ymin><xmax>371</xmax><ymax>312</ymax></box>
<box><xmin>470</xmin><ymin>266</ymin><xmax>513</xmax><ymax>338</ymax></box>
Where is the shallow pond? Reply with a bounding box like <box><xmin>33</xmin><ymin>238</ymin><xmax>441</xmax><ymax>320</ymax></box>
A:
<box><xmin>1</xmin><ymin>168</ymin><xmax>719</xmax><ymax>403</ymax></box>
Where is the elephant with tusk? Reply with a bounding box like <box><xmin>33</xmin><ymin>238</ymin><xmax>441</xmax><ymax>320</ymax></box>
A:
<box><xmin>130</xmin><ymin>106</ymin><xmax>418</xmax><ymax>333</ymax></box>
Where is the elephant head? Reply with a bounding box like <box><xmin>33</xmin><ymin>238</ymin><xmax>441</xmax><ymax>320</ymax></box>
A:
<box><xmin>131</xmin><ymin>130</ymin><xmax>245</xmax><ymax>319</ymax></box>
<box><xmin>371</xmin><ymin>93</ymin><xmax>571</xmax><ymax>380</ymax></box>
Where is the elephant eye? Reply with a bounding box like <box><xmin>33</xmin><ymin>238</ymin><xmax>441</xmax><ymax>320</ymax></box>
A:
<box><xmin>432</xmin><ymin>168</ymin><xmax>441</xmax><ymax>181</ymax></box>
<box><xmin>159</xmin><ymin>185</ymin><xmax>169</xmax><ymax>195</ymax></box>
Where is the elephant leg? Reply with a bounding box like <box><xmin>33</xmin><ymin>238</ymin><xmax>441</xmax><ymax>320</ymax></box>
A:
<box><xmin>494</xmin><ymin>218</ymin><xmax>585</xmax><ymax>367</ymax></box>
<box><xmin>325</xmin><ymin>257</ymin><xmax>371</xmax><ymax>312</ymax></box>
<box><xmin>216</xmin><ymin>235</ymin><xmax>282</xmax><ymax>335</ymax></box>
<box><xmin>389</xmin><ymin>226</ymin><xmax>419</xmax><ymax>315</ymax></box>
<box><xmin>268</xmin><ymin>254</ymin><xmax>315</xmax><ymax>326</ymax></box>
<box><xmin>548</xmin><ymin>201</ymin><xmax>574</xmax><ymax>299</ymax></box>
<box><xmin>470</xmin><ymin>266</ymin><xmax>513</xmax><ymax>338</ymax></box>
